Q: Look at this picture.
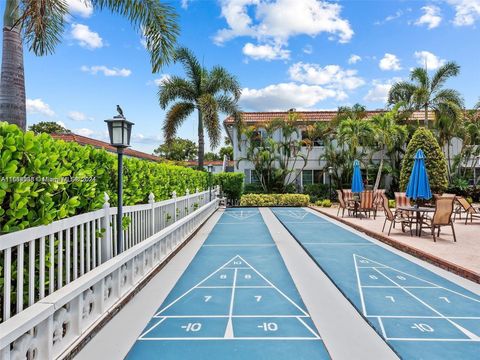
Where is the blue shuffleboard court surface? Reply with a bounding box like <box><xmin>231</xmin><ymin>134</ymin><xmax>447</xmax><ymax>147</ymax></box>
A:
<box><xmin>272</xmin><ymin>208</ymin><xmax>480</xmax><ymax>360</ymax></box>
<box><xmin>126</xmin><ymin>208</ymin><xmax>330</xmax><ymax>359</ymax></box>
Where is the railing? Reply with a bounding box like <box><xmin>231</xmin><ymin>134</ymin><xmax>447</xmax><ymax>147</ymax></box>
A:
<box><xmin>0</xmin><ymin>195</ymin><xmax>219</xmax><ymax>359</ymax></box>
<box><xmin>0</xmin><ymin>188</ymin><xmax>216</xmax><ymax>323</ymax></box>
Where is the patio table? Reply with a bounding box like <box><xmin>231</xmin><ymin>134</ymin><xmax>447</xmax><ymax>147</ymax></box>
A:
<box><xmin>397</xmin><ymin>206</ymin><xmax>435</xmax><ymax>236</ymax></box>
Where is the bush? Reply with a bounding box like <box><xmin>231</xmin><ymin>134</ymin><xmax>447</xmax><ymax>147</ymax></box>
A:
<box><xmin>215</xmin><ymin>172</ymin><xmax>244</xmax><ymax>202</ymax></box>
<box><xmin>388</xmin><ymin>199</ymin><xmax>396</xmax><ymax>208</ymax></box>
<box><xmin>303</xmin><ymin>184</ymin><xmax>329</xmax><ymax>202</ymax></box>
<box><xmin>244</xmin><ymin>183</ymin><xmax>264</xmax><ymax>194</ymax></box>
<box><xmin>315</xmin><ymin>199</ymin><xmax>332</xmax><ymax>207</ymax></box>
<box><xmin>239</xmin><ymin>194</ymin><xmax>309</xmax><ymax>206</ymax></box>
<box><xmin>400</xmin><ymin>127</ymin><xmax>448</xmax><ymax>194</ymax></box>
<box><xmin>0</xmin><ymin>122</ymin><xmax>208</xmax><ymax>233</ymax></box>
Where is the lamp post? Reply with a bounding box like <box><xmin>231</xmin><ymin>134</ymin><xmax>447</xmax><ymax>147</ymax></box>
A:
<box><xmin>105</xmin><ymin>112</ymin><xmax>134</xmax><ymax>255</ymax></box>
<box><xmin>328</xmin><ymin>166</ymin><xmax>334</xmax><ymax>201</ymax></box>
<box><xmin>208</xmin><ymin>165</ymin><xmax>213</xmax><ymax>201</ymax></box>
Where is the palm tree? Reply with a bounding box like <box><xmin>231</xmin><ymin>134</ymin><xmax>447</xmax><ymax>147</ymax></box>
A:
<box><xmin>388</xmin><ymin>62</ymin><xmax>464</xmax><ymax>127</ymax></box>
<box><xmin>0</xmin><ymin>0</ymin><xmax>179</xmax><ymax>130</ymax></box>
<box><xmin>370</xmin><ymin>106</ymin><xmax>408</xmax><ymax>191</ymax></box>
<box><xmin>159</xmin><ymin>47</ymin><xmax>242</xmax><ymax>169</ymax></box>
<box><xmin>338</xmin><ymin>117</ymin><xmax>373</xmax><ymax>159</ymax></box>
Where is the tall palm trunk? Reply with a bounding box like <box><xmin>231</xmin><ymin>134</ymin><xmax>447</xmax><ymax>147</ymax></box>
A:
<box><xmin>424</xmin><ymin>103</ymin><xmax>428</xmax><ymax>128</ymax></box>
<box><xmin>373</xmin><ymin>147</ymin><xmax>385</xmax><ymax>191</ymax></box>
<box><xmin>197</xmin><ymin>110</ymin><xmax>204</xmax><ymax>169</ymax></box>
<box><xmin>0</xmin><ymin>0</ymin><xmax>26</xmax><ymax>130</ymax></box>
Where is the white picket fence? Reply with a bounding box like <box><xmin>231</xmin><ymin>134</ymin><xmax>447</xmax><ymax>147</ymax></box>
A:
<box><xmin>0</xmin><ymin>192</ymin><xmax>219</xmax><ymax>360</ymax></box>
<box><xmin>0</xmin><ymin>187</ymin><xmax>217</xmax><ymax>324</ymax></box>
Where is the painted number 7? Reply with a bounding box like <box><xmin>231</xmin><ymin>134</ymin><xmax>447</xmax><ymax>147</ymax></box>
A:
<box><xmin>204</xmin><ymin>296</ymin><xmax>212</xmax><ymax>302</ymax></box>
<box><xmin>255</xmin><ymin>295</ymin><xmax>262</xmax><ymax>302</ymax></box>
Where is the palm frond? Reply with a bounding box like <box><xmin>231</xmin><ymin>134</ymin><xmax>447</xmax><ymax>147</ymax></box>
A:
<box><xmin>431</xmin><ymin>88</ymin><xmax>464</xmax><ymax>109</ymax></box>
<box><xmin>430</xmin><ymin>62</ymin><xmax>460</xmax><ymax>92</ymax></box>
<box><xmin>173</xmin><ymin>47</ymin><xmax>203</xmax><ymax>89</ymax></box>
<box><xmin>94</xmin><ymin>0</ymin><xmax>179</xmax><ymax>72</ymax></box>
<box><xmin>20</xmin><ymin>0</ymin><xmax>68</xmax><ymax>55</ymax></box>
<box><xmin>387</xmin><ymin>82</ymin><xmax>416</xmax><ymax>106</ymax></box>
<box><xmin>206</xmin><ymin>66</ymin><xmax>241</xmax><ymax>100</ymax></box>
<box><xmin>410</xmin><ymin>67</ymin><xmax>429</xmax><ymax>88</ymax></box>
<box><xmin>158</xmin><ymin>75</ymin><xmax>196</xmax><ymax>109</ymax></box>
<box><xmin>162</xmin><ymin>102</ymin><xmax>195</xmax><ymax>143</ymax></box>
<box><xmin>198</xmin><ymin>94</ymin><xmax>221</xmax><ymax>149</ymax></box>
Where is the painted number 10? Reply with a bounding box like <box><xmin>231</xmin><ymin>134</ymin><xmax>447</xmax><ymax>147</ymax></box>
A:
<box><xmin>258</xmin><ymin>322</ymin><xmax>278</xmax><ymax>332</ymax></box>
<box><xmin>182</xmin><ymin>323</ymin><xmax>202</xmax><ymax>332</ymax></box>
<box><xmin>411</xmin><ymin>323</ymin><xmax>434</xmax><ymax>332</ymax></box>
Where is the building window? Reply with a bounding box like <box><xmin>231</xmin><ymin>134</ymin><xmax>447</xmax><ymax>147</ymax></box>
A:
<box><xmin>301</xmin><ymin>131</ymin><xmax>324</xmax><ymax>147</ymax></box>
<box><xmin>244</xmin><ymin>169</ymin><xmax>261</xmax><ymax>184</ymax></box>
<box><xmin>302</xmin><ymin>170</ymin><xmax>323</xmax><ymax>185</ymax></box>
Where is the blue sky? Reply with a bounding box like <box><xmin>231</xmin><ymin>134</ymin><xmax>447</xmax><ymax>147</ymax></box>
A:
<box><xmin>3</xmin><ymin>0</ymin><xmax>480</xmax><ymax>153</ymax></box>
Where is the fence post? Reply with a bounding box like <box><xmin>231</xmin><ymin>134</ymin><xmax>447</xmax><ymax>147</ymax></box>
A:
<box><xmin>172</xmin><ymin>191</ymin><xmax>177</xmax><ymax>222</ymax></box>
<box><xmin>101</xmin><ymin>192</ymin><xmax>112</xmax><ymax>262</ymax></box>
<box><xmin>186</xmin><ymin>189</ymin><xmax>190</xmax><ymax>215</ymax></box>
<box><xmin>149</xmin><ymin>193</ymin><xmax>155</xmax><ymax>236</ymax></box>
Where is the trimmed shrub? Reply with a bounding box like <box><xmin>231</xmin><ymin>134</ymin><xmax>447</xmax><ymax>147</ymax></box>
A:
<box><xmin>400</xmin><ymin>127</ymin><xmax>448</xmax><ymax>194</ymax></box>
<box><xmin>239</xmin><ymin>194</ymin><xmax>309</xmax><ymax>206</ymax></box>
<box><xmin>388</xmin><ymin>199</ymin><xmax>396</xmax><ymax>208</ymax></box>
<box><xmin>315</xmin><ymin>199</ymin><xmax>332</xmax><ymax>207</ymax></box>
<box><xmin>0</xmin><ymin>122</ymin><xmax>208</xmax><ymax>233</ymax></box>
<box><xmin>215</xmin><ymin>172</ymin><xmax>244</xmax><ymax>202</ymax></box>
<box><xmin>244</xmin><ymin>183</ymin><xmax>264</xmax><ymax>194</ymax></box>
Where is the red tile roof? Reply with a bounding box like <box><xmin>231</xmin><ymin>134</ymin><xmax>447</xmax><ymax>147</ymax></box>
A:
<box><xmin>223</xmin><ymin>110</ymin><xmax>436</xmax><ymax>125</ymax></box>
<box><xmin>51</xmin><ymin>133</ymin><xmax>162</xmax><ymax>162</ymax></box>
<box><xmin>185</xmin><ymin>160</ymin><xmax>234</xmax><ymax>167</ymax></box>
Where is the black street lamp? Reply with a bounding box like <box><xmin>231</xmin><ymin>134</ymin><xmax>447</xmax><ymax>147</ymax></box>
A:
<box><xmin>328</xmin><ymin>166</ymin><xmax>334</xmax><ymax>201</ymax></box>
<box><xmin>105</xmin><ymin>111</ymin><xmax>134</xmax><ymax>254</ymax></box>
<box><xmin>208</xmin><ymin>164</ymin><xmax>213</xmax><ymax>201</ymax></box>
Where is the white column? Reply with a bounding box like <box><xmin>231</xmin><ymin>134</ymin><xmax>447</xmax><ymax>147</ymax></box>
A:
<box><xmin>148</xmin><ymin>193</ymin><xmax>155</xmax><ymax>236</ymax></box>
<box><xmin>101</xmin><ymin>192</ymin><xmax>111</xmax><ymax>262</ymax></box>
<box><xmin>172</xmin><ymin>191</ymin><xmax>177</xmax><ymax>222</ymax></box>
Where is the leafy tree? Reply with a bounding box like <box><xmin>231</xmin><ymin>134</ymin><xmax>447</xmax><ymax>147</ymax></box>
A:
<box><xmin>400</xmin><ymin>127</ymin><xmax>448</xmax><ymax>194</ymax></box>
<box><xmin>370</xmin><ymin>106</ymin><xmax>408</xmax><ymax>190</ymax></box>
<box><xmin>219</xmin><ymin>145</ymin><xmax>233</xmax><ymax>160</ymax></box>
<box><xmin>159</xmin><ymin>47</ymin><xmax>242</xmax><ymax>169</ymax></box>
<box><xmin>29</xmin><ymin>121</ymin><xmax>71</xmax><ymax>134</ymax></box>
<box><xmin>338</xmin><ymin>117</ymin><xmax>373</xmax><ymax>159</ymax></box>
<box><xmin>204</xmin><ymin>152</ymin><xmax>220</xmax><ymax>161</ymax></box>
<box><xmin>388</xmin><ymin>62</ymin><xmax>464</xmax><ymax>126</ymax></box>
<box><xmin>153</xmin><ymin>137</ymin><xmax>197</xmax><ymax>161</ymax></box>
<box><xmin>0</xmin><ymin>0</ymin><xmax>179</xmax><ymax>130</ymax></box>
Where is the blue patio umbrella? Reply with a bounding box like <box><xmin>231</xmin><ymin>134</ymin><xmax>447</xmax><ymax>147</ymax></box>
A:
<box><xmin>406</xmin><ymin>149</ymin><xmax>432</xmax><ymax>201</ymax></box>
<box><xmin>351</xmin><ymin>159</ymin><xmax>364</xmax><ymax>193</ymax></box>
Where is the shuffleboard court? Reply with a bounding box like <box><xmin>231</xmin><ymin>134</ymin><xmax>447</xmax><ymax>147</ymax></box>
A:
<box><xmin>272</xmin><ymin>208</ymin><xmax>480</xmax><ymax>360</ymax></box>
<box><xmin>126</xmin><ymin>208</ymin><xmax>330</xmax><ymax>359</ymax></box>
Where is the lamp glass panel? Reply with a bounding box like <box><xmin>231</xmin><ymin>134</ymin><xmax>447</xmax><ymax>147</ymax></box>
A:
<box><xmin>112</xmin><ymin>123</ymin><xmax>124</xmax><ymax>144</ymax></box>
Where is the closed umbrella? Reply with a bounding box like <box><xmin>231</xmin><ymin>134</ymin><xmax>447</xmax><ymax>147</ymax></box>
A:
<box><xmin>406</xmin><ymin>149</ymin><xmax>432</xmax><ymax>204</ymax></box>
<box><xmin>351</xmin><ymin>159</ymin><xmax>364</xmax><ymax>193</ymax></box>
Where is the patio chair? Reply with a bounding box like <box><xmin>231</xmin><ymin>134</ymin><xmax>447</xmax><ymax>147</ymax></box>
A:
<box><xmin>395</xmin><ymin>192</ymin><xmax>412</xmax><ymax>219</ymax></box>
<box><xmin>454</xmin><ymin>197</ymin><xmax>480</xmax><ymax>224</ymax></box>
<box><xmin>336</xmin><ymin>190</ymin><xmax>355</xmax><ymax>217</ymax></box>
<box><xmin>358</xmin><ymin>190</ymin><xmax>375</xmax><ymax>219</ymax></box>
<box><xmin>420</xmin><ymin>197</ymin><xmax>457</xmax><ymax>242</ymax></box>
<box><xmin>342</xmin><ymin>189</ymin><xmax>354</xmax><ymax>203</ymax></box>
<box><xmin>381</xmin><ymin>194</ymin><xmax>413</xmax><ymax>236</ymax></box>
<box><xmin>372</xmin><ymin>189</ymin><xmax>386</xmax><ymax>219</ymax></box>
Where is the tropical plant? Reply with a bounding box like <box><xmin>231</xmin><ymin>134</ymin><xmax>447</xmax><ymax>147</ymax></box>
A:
<box><xmin>215</xmin><ymin>172</ymin><xmax>244</xmax><ymax>202</ymax></box>
<box><xmin>159</xmin><ymin>47</ymin><xmax>242</xmax><ymax>169</ymax></box>
<box><xmin>153</xmin><ymin>137</ymin><xmax>197</xmax><ymax>161</ymax></box>
<box><xmin>400</xmin><ymin>127</ymin><xmax>449</xmax><ymax>194</ymax></box>
<box><xmin>370</xmin><ymin>106</ymin><xmax>408</xmax><ymax>191</ymax></box>
<box><xmin>0</xmin><ymin>0</ymin><xmax>179</xmax><ymax>129</ymax></box>
<box><xmin>239</xmin><ymin>194</ymin><xmax>309</xmax><ymax>207</ymax></box>
<box><xmin>219</xmin><ymin>145</ymin><xmax>233</xmax><ymax>160</ymax></box>
<box><xmin>29</xmin><ymin>121</ymin><xmax>71</xmax><ymax>134</ymax></box>
<box><xmin>388</xmin><ymin>62</ymin><xmax>464</xmax><ymax>126</ymax></box>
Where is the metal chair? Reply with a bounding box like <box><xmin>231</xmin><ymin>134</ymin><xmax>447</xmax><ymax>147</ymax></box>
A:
<box><xmin>454</xmin><ymin>196</ymin><xmax>480</xmax><ymax>224</ymax></box>
<box><xmin>358</xmin><ymin>190</ymin><xmax>375</xmax><ymax>218</ymax></box>
<box><xmin>381</xmin><ymin>194</ymin><xmax>413</xmax><ymax>236</ymax></box>
<box><xmin>336</xmin><ymin>190</ymin><xmax>355</xmax><ymax>217</ymax></box>
<box><xmin>421</xmin><ymin>197</ymin><xmax>457</xmax><ymax>242</ymax></box>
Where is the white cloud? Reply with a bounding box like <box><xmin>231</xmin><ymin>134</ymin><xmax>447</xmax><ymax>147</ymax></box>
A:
<box><xmin>56</xmin><ymin>121</ymin><xmax>67</xmax><ymax>128</ymax></box>
<box><xmin>215</xmin><ymin>0</ymin><xmax>353</xmax><ymax>61</ymax></box>
<box><xmin>81</xmin><ymin>65</ymin><xmax>131</xmax><ymax>77</ymax></box>
<box><xmin>74</xmin><ymin>128</ymin><xmax>95</xmax><ymax>137</ymax></box>
<box><xmin>181</xmin><ymin>0</ymin><xmax>191</xmax><ymax>9</ymax></box>
<box><xmin>363</xmin><ymin>78</ymin><xmax>401</xmax><ymax>103</ymax></box>
<box><xmin>375</xmin><ymin>9</ymin><xmax>410</xmax><ymax>25</ymax></box>
<box><xmin>240</xmin><ymin>82</ymin><xmax>339</xmax><ymax>111</ymax></box>
<box><xmin>303</xmin><ymin>44</ymin><xmax>313</xmax><ymax>54</ymax></box>
<box><xmin>153</xmin><ymin>74</ymin><xmax>171</xmax><ymax>86</ymax></box>
<box><xmin>242</xmin><ymin>42</ymin><xmax>290</xmax><ymax>61</ymax></box>
<box><xmin>71</xmin><ymin>23</ymin><xmax>103</xmax><ymax>49</ymax></box>
<box><xmin>348</xmin><ymin>54</ymin><xmax>361</xmax><ymax>64</ymax></box>
<box><xmin>132</xmin><ymin>133</ymin><xmax>162</xmax><ymax>144</ymax></box>
<box><xmin>288</xmin><ymin>62</ymin><xmax>365</xmax><ymax>91</ymax></box>
<box><xmin>446</xmin><ymin>0</ymin><xmax>480</xmax><ymax>26</ymax></box>
<box><xmin>68</xmin><ymin>111</ymin><xmax>93</xmax><ymax>121</ymax></box>
<box><xmin>66</xmin><ymin>0</ymin><xmax>93</xmax><ymax>18</ymax></box>
<box><xmin>26</xmin><ymin>98</ymin><xmax>55</xmax><ymax>117</ymax></box>
<box><xmin>414</xmin><ymin>50</ymin><xmax>446</xmax><ymax>69</ymax></box>
<box><xmin>415</xmin><ymin>5</ymin><xmax>442</xmax><ymax>29</ymax></box>
<box><xmin>379</xmin><ymin>53</ymin><xmax>402</xmax><ymax>71</ymax></box>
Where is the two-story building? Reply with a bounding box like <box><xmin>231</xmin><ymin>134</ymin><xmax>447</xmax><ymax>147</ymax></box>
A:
<box><xmin>223</xmin><ymin>110</ymin><xmax>478</xmax><ymax>189</ymax></box>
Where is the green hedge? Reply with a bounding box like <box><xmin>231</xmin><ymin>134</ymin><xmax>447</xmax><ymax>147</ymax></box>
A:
<box><xmin>239</xmin><ymin>194</ymin><xmax>310</xmax><ymax>207</ymax></box>
<box><xmin>0</xmin><ymin>122</ymin><xmax>208</xmax><ymax>233</ymax></box>
<box><xmin>215</xmin><ymin>172</ymin><xmax>244</xmax><ymax>201</ymax></box>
